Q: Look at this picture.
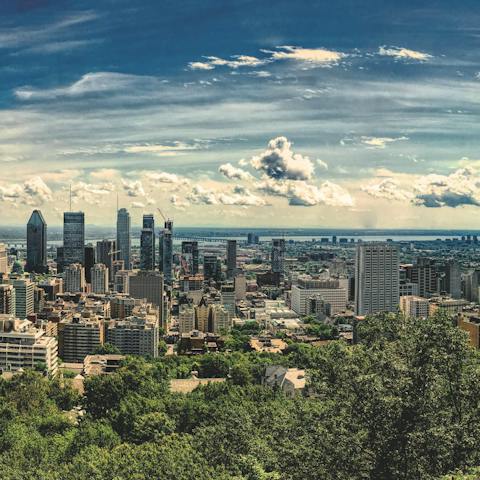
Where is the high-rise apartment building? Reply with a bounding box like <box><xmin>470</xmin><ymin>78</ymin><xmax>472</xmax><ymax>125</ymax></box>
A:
<box><xmin>355</xmin><ymin>243</ymin><xmax>400</xmax><ymax>315</ymax></box>
<box><xmin>116</xmin><ymin>208</ymin><xmax>131</xmax><ymax>270</ymax></box>
<box><xmin>11</xmin><ymin>278</ymin><xmax>34</xmax><ymax>319</ymax></box>
<box><xmin>26</xmin><ymin>210</ymin><xmax>47</xmax><ymax>273</ymax></box>
<box><xmin>58</xmin><ymin>316</ymin><xmax>104</xmax><ymax>362</ymax></box>
<box><xmin>400</xmin><ymin>295</ymin><xmax>430</xmax><ymax>318</ymax></box>
<box><xmin>0</xmin><ymin>284</ymin><xmax>15</xmax><ymax>315</ymax></box>
<box><xmin>91</xmin><ymin>263</ymin><xmax>109</xmax><ymax>294</ymax></box>
<box><xmin>64</xmin><ymin>263</ymin><xmax>86</xmax><ymax>293</ymax></box>
<box><xmin>140</xmin><ymin>214</ymin><xmax>155</xmax><ymax>270</ymax></box>
<box><xmin>221</xmin><ymin>284</ymin><xmax>236</xmax><ymax>317</ymax></box>
<box><xmin>271</xmin><ymin>239</ymin><xmax>286</xmax><ymax>274</ymax></box>
<box><xmin>178</xmin><ymin>305</ymin><xmax>195</xmax><ymax>333</ymax></box>
<box><xmin>63</xmin><ymin>212</ymin><xmax>85</xmax><ymax>266</ymax></box>
<box><xmin>226</xmin><ymin>240</ymin><xmax>237</xmax><ymax>279</ymax></box>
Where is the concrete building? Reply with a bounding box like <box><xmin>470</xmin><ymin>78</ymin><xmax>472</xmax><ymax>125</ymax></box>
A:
<box><xmin>11</xmin><ymin>278</ymin><xmax>34</xmax><ymax>319</ymax></box>
<box><xmin>0</xmin><ymin>316</ymin><xmax>58</xmax><ymax>376</ymax></box>
<box><xmin>110</xmin><ymin>295</ymin><xmax>136</xmax><ymax>319</ymax></box>
<box><xmin>211</xmin><ymin>304</ymin><xmax>232</xmax><ymax>334</ymax></box>
<box><xmin>58</xmin><ymin>316</ymin><xmax>104</xmax><ymax>362</ymax></box>
<box><xmin>0</xmin><ymin>284</ymin><xmax>15</xmax><ymax>316</ymax></box>
<box><xmin>458</xmin><ymin>314</ymin><xmax>480</xmax><ymax>348</ymax></box>
<box><xmin>445</xmin><ymin>259</ymin><xmax>462</xmax><ymax>299</ymax></box>
<box><xmin>291</xmin><ymin>276</ymin><xmax>348</xmax><ymax>315</ymax></box>
<box><xmin>234</xmin><ymin>274</ymin><xmax>247</xmax><ymax>300</ymax></box>
<box><xmin>116</xmin><ymin>208</ymin><xmax>131</xmax><ymax>270</ymax></box>
<box><xmin>91</xmin><ymin>263</ymin><xmax>109</xmax><ymax>294</ymax></box>
<box><xmin>354</xmin><ymin>243</ymin><xmax>400</xmax><ymax>315</ymax></box>
<box><xmin>400</xmin><ymin>295</ymin><xmax>430</xmax><ymax>318</ymax></box>
<box><xmin>64</xmin><ymin>263</ymin><xmax>86</xmax><ymax>293</ymax></box>
<box><xmin>129</xmin><ymin>270</ymin><xmax>164</xmax><ymax>307</ymax></box>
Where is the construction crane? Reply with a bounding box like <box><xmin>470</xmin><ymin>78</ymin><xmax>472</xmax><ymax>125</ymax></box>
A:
<box><xmin>157</xmin><ymin>207</ymin><xmax>173</xmax><ymax>231</ymax></box>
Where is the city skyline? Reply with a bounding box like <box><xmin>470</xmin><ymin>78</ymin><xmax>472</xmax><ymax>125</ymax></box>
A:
<box><xmin>1</xmin><ymin>1</ymin><xmax>480</xmax><ymax>228</ymax></box>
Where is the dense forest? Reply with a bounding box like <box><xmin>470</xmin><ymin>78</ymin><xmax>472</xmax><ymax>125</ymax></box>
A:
<box><xmin>0</xmin><ymin>313</ymin><xmax>479</xmax><ymax>479</ymax></box>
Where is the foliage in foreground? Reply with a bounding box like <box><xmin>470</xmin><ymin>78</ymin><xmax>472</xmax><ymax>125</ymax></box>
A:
<box><xmin>0</xmin><ymin>312</ymin><xmax>478</xmax><ymax>479</ymax></box>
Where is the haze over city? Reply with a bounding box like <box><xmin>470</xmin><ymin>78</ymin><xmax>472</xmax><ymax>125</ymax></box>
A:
<box><xmin>1</xmin><ymin>0</ymin><xmax>480</xmax><ymax>228</ymax></box>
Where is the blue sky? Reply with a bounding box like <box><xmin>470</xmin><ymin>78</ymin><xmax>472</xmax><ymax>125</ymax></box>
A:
<box><xmin>1</xmin><ymin>0</ymin><xmax>480</xmax><ymax>227</ymax></box>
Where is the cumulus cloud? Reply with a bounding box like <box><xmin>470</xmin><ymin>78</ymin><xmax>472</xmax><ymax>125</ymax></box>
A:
<box><xmin>413</xmin><ymin>168</ymin><xmax>480</xmax><ymax>208</ymax></box>
<box><xmin>186</xmin><ymin>184</ymin><xmax>267</xmax><ymax>206</ymax></box>
<box><xmin>218</xmin><ymin>163</ymin><xmax>254</xmax><ymax>181</ymax></box>
<box><xmin>71</xmin><ymin>181</ymin><xmax>115</xmax><ymax>205</ymax></box>
<box><xmin>269</xmin><ymin>46</ymin><xmax>345</xmax><ymax>65</ymax></box>
<box><xmin>189</xmin><ymin>55</ymin><xmax>266</xmax><ymax>70</ymax></box>
<box><xmin>131</xmin><ymin>201</ymin><xmax>146</xmax><ymax>209</ymax></box>
<box><xmin>170</xmin><ymin>194</ymin><xmax>190</xmax><ymax>210</ymax></box>
<box><xmin>250</xmin><ymin>136</ymin><xmax>315</xmax><ymax>180</ymax></box>
<box><xmin>362</xmin><ymin>178</ymin><xmax>414</xmax><ymax>201</ymax></box>
<box><xmin>121</xmin><ymin>179</ymin><xmax>145</xmax><ymax>197</ymax></box>
<box><xmin>257</xmin><ymin>177</ymin><xmax>354</xmax><ymax>207</ymax></box>
<box><xmin>144</xmin><ymin>171</ymin><xmax>190</xmax><ymax>185</ymax></box>
<box><xmin>378</xmin><ymin>46</ymin><xmax>432</xmax><ymax>61</ymax></box>
<box><xmin>0</xmin><ymin>177</ymin><xmax>52</xmax><ymax>206</ymax></box>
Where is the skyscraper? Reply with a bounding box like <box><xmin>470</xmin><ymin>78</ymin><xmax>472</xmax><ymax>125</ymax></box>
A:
<box><xmin>226</xmin><ymin>240</ymin><xmax>237</xmax><ymax>279</ymax></box>
<box><xmin>159</xmin><ymin>219</ymin><xmax>173</xmax><ymax>285</ymax></box>
<box><xmin>271</xmin><ymin>238</ymin><xmax>285</xmax><ymax>274</ymax></box>
<box><xmin>96</xmin><ymin>239</ymin><xmax>117</xmax><ymax>282</ymax></box>
<box><xmin>445</xmin><ymin>259</ymin><xmax>462</xmax><ymax>299</ymax></box>
<box><xmin>116</xmin><ymin>208</ymin><xmax>131</xmax><ymax>270</ymax></box>
<box><xmin>140</xmin><ymin>214</ymin><xmax>155</xmax><ymax>270</ymax></box>
<box><xmin>355</xmin><ymin>243</ymin><xmax>400</xmax><ymax>315</ymax></box>
<box><xmin>26</xmin><ymin>210</ymin><xmax>47</xmax><ymax>273</ymax></box>
<box><xmin>63</xmin><ymin>212</ymin><xmax>85</xmax><ymax>266</ymax></box>
<box><xmin>0</xmin><ymin>244</ymin><xmax>7</xmax><ymax>275</ymax></box>
<box><xmin>181</xmin><ymin>241</ymin><xmax>199</xmax><ymax>274</ymax></box>
<box><xmin>64</xmin><ymin>263</ymin><xmax>86</xmax><ymax>293</ymax></box>
<box><xmin>11</xmin><ymin>278</ymin><xmax>34</xmax><ymax>319</ymax></box>
<box><xmin>84</xmin><ymin>244</ymin><xmax>96</xmax><ymax>283</ymax></box>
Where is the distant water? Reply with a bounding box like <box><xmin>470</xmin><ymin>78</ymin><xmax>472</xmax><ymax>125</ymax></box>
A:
<box><xmin>1</xmin><ymin>226</ymin><xmax>478</xmax><ymax>247</ymax></box>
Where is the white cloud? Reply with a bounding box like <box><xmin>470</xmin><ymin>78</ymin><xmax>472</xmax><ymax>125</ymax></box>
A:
<box><xmin>218</xmin><ymin>163</ymin><xmax>254</xmax><ymax>181</ymax></box>
<box><xmin>121</xmin><ymin>179</ymin><xmax>145</xmax><ymax>197</ymax></box>
<box><xmin>189</xmin><ymin>55</ymin><xmax>266</xmax><ymax>71</ymax></box>
<box><xmin>378</xmin><ymin>46</ymin><xmax>432</xmax><ymax>61</ymax></box>
<box><xmin>257</xmin><ymin>177</ymin><xmax>354</xmax><ymax>207</ymax></box>
<box><xmin>360</xmin><ymin>136</ymin><xmax>408</xmax><ymax>149</ymax></box>
<box><xmin>131</xmin><ymin>201</ymin><xmax>146</xmax><ymax>209</ymax></box>
<box><xmin>186</xmin><ymin>184</ymin><xmax>267</xmax><ymax>207</ymax></box>
<box><xmin>250</xmin><ymin>136</ymin><xmax>315</xmax><ymax>180</ymax></box>
<box><xmin>413</xmin><ymin>167</ymin><xmax>480</xmax><ymax>208</ymax></box>
<box><xmin>0</xmin><ymin>177</ymin><xmax>52</xmax><ymax>206</ymax></box>
<box><xmin>362</xmin><ymin>178</ymin><xmax>414</xmax><ymax>201</ymax></box>
<box><xmin>71</xmin><ymin>181</ymin><xmax>115</xmax><ymax>205</ymax></box>
<box><xmin>269</xmin><ymin>46</ymin><xmax>345</xmax><ymax>65</ymax></box>
<box><xmin>316</xmin><ymin>159</ymin><xmax>328</xmax><ymax>170</ymax></box>
<box><xmin>15</xmin><ymin>72</ymin><xmax>151</xmax><ymax>100</ymax></box>
<box><xmin>124</xmin><ymin>142</ymin><xmax>198</xmax><ymax>156</ymax></box>
<box><xmin>144</xmin><ymin>171</ymin><xmax>189</xmax><ymax>185</ymax></box>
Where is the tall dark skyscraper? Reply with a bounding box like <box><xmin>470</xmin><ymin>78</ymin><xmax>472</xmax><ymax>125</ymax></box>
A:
<box><xmin>26</xmin><ymin>210</ymin><xmax>47</xmax><ymax>273</ymax></box>
<box><xmin>226</xmin><ymin>239</ymin><xmax>237</xmax><ymax>279</ymax></box>
<box><xmin>96</xmin><ymin>239</ymin><xmax>117</xmax><ymax>281</ymax></box>
<box><xmin>271</xmin><ymin>238</ymin><xmax>285</xmax><ymax>274</ymax></box>
<box><xmin>63</xmin><ymin>212</ymin><xmax>85</xmax><ymax>266</ymax></box>
<box><xmin>159</xmin><ymin>220</ymin><xmax>173</xmax><ymax>285</ymax></box>
<box><xmin>140</xmin><ymin>214</ymin><xmax>155</xmax><ymax>270</ymax></box>
<box><xmin>84</xmin><ymin>244</ymin><xmax>95</xmax><ymax>283</ymax></box>
<box><xmin>181</xmin><ymin>241</ymin><xmax>199</xmax><ymax>274</ymax></box>
<box><xmin>116</xmin><ymin>208</ymin><xmax>131</xmax><ymax>270</ymax></box>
